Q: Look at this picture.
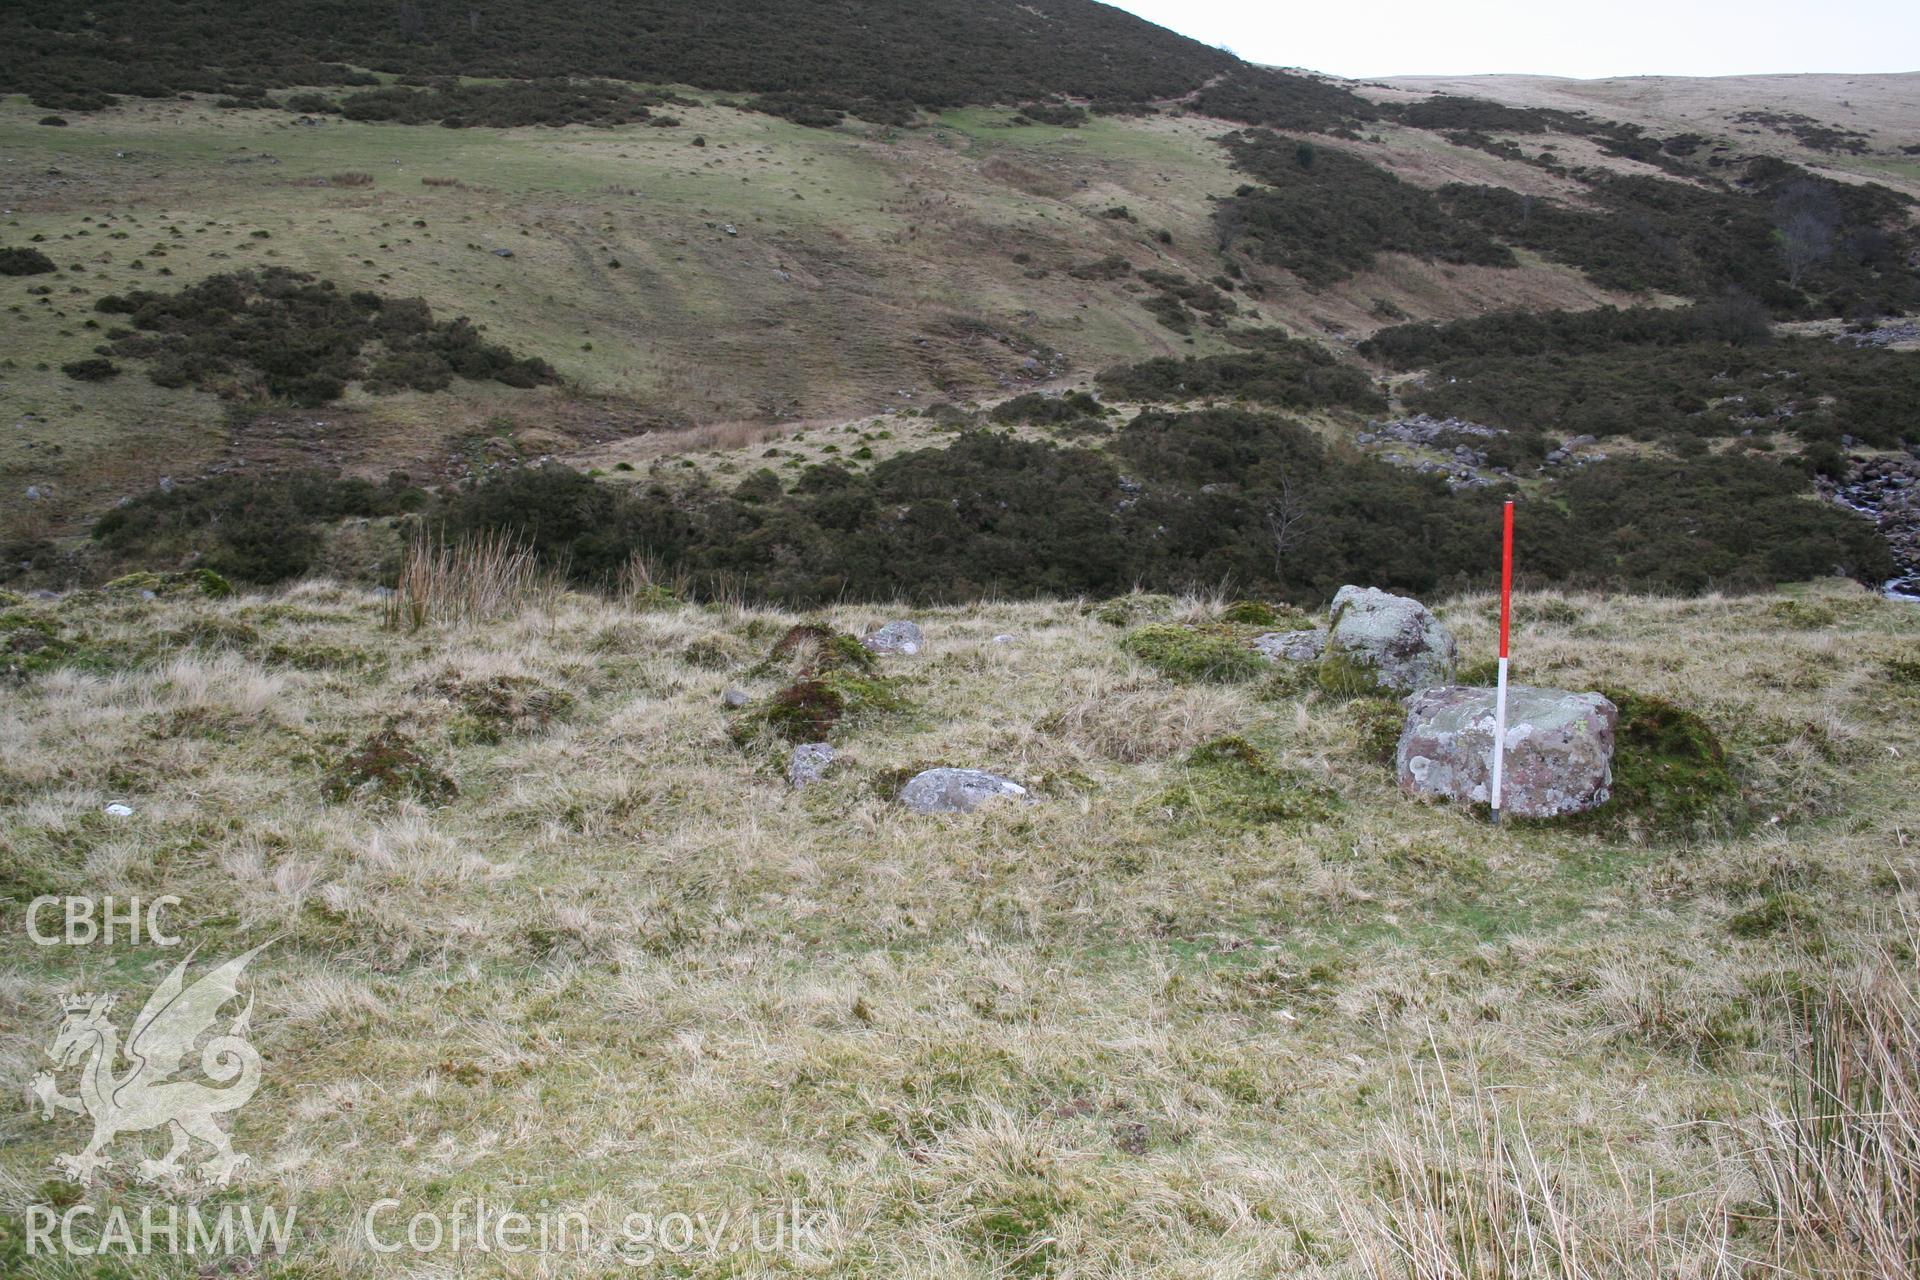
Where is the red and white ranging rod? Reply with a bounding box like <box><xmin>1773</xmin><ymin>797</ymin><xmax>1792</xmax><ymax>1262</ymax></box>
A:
<box><xmin>1491</xmin><ymin>500</ymin><xmax>1514</xmax><ymax>825</ymax></box>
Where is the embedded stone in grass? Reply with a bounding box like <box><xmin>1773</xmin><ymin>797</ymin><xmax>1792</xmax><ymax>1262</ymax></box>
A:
<box><xmin>1398</xmin><ymin>685</ymin><xmax>1617</xmax><ymax>818</ymax></box>
<box><xmin>722</xmin><ymin>687</ymin><xmax>750</xmax><ymax>708</ymax></box>
<box><xmin>789</xmin><ymin>742</ymin><xmax>836</xmax><ymax>789</ymax></box>
<box><xmin>320</xmin><ymin>728</ymin><xmax>458</xmax><ymax>806</ymax></box>
<box><xmin>899</xmin><ymin>767</ymin><xmax>1031</xmax><ymax>814</ymax></box>
<box><xmin>861</xmin><ymin>620</ymin><xmax>924</xmax><ymax>655</ymax></box>
<box><xmin>1252</xmin><ymin>629</ymin><xmax>1323</xmax><ymax>662</ymax></box>
<box><xmin>1319</xmin><ymin>585</ymin><xmax>1455</xmax><ymax>697</ymax></box>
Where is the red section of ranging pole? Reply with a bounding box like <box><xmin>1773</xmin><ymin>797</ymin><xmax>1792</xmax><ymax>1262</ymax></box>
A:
<box><xmin>1499</xmin><ymin>501</ymin><xmax>1514</xmax><ymax>659</ymax></box>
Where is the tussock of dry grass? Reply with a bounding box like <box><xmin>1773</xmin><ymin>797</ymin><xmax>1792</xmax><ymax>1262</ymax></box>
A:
<box><xmin>0</xmin><ymin>577</ymin><xmax>1916</xmax><ymax>1275</ymax></box>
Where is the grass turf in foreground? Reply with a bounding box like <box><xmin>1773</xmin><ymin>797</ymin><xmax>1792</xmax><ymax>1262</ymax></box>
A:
<box><xmin>0</xmin><ymin>578</ymin><xmax>1915</xmax><ymax>1275</ymax></box>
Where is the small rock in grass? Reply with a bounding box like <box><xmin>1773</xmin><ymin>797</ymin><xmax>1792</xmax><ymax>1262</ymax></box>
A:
<box><xmin>861</xmin><ymin>621</ymin><xmax>923</xmax><ymax>655</ymax></box>
<box><xmin>722</xmin><ymin>687</ymin><xmax>750</xmax><ymax>708</ymax></box>
<box><xmin>1253</xmin><ymin>629</ymin><xmax>1323</xmax><ymax>662</ymax></box>
<box><xmin>899</xmin><ymin>767</ymin><xmax>1030</xmax><ymax>814</ymax></box>
<box><xmin>103</xmin><ymin>803</ymin><xmax>134</xmax><ymax>817</ymax></box>
<box><xmin>789</xmin><ymin>742</ymin><xmax>836</xmax><ymax>789</ymax></box>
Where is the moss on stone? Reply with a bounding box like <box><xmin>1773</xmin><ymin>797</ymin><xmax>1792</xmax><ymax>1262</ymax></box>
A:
<box><xmin>1122</xmin><ymin>624</ymin><xmax>1264</xmax><ymax>684</ymax></box>
<box><xmin>1161</xmin><ymin>735</ymin><xmax>1336</xmax><ymax>826</ymax></box>
<box><xmin>102</xmin><ymin>568</ymin><xmax>234</xmax><ymax>599</ymax></box>
<box><xmin>1315</xmin><ymin>645</ymin><xmax>1393</xmax><ymax>699</ymax></box>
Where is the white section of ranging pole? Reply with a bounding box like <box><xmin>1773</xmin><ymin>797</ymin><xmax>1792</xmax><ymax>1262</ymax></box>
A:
<box><xmin>1491</xmin><ymin>655</ymin><xmax>1509</xmax><ymax>823</ymax></box>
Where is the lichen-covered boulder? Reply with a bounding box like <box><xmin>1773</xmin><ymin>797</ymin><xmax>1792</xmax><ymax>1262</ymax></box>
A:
<box><xmin>1253</xmin><ymin>629</ymin><xmax>1324</xmax><ymax>662</ymax></box>
<box><xmin>1397</xmin><ymin>685</ymin><xmax>1617</xmax><ymax>818</ymax></box>
<box><xmin>862</xmin><ymin>621</ymin><xmax>924</xmax><ymax>655</ymax></box>
<box><xmin>899</xmin><ymin>767</ymin><xmax>1030</xmax><ymax>814</ymax></box>
<box><xmin>1320</xmin><ymin>586</ymin><xmax>1456</xmax><ymax>695</ymax></box>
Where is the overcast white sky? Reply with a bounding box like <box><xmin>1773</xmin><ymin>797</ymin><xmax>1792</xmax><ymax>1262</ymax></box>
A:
<box><xmin>1104</xmin><ymin>0</ymin><xmax>1920</xmax><ymax>79</ymax></box>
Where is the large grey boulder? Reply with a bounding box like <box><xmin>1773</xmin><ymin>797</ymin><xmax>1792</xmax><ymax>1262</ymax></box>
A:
<box><xmin>1321</xmin><ymin>586</ymin><xmax>1456</xmax><ymax>695</ymax></box>
<box><xmin>899</xmin><ymin>768</ymin><xmax>1030</xmax><ymax>814</ymax></box>
<box><xmin>1397</xmin><ymin>685</ymin><xmax>1617</xmax><ymax>818</ymax></box>
<box><xmin>862</xmin><ymin>621</ymin><xmax>924</xmax><ymax>655</ymax></box>
<box><xmin>1253</xmin><ymin>630</ymin><xmax>1324</xmax><ymax>662</ymax></box>
<box><xmin>789</xmin><ymin>742</ymin><xmax>836</xmax><ymax>789</ymax></box>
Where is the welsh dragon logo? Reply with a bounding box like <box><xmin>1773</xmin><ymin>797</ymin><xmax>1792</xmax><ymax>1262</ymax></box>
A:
<box><xmin>32</xmin><ymin>945</ymin><xmax>268</xmax><ymax>1188</ymax></box>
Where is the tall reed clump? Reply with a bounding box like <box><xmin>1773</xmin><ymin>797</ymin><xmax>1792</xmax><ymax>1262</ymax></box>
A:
<box><xmin>1747</xmin><ymin>909</ymin><xmax>1920</xmax><ymax>1279</ymax></box>
<box><xmin>384</xmin><ymin>532</ymin><xmax>564</xmax><ymax>631</ymax></box>
<box><xmin>1340</xmin><ymin>909</ymin><xmax>1920</xmax><ymax>1280</ymax></box>
<box><xmin>1336</xmin><ymin>1054</ymin><xmax>1739</xmax><ymax>1280</ymax></box>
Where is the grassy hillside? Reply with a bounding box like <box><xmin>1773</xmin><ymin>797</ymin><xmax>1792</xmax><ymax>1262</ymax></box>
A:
<box><xmin>0</xmin><ymin>90</ymin><xmax>1633</xmax><ymax>545</ymax></box>
<box><xmin>2</xmin><ymin>8</ymin><xmax>1917</xmax><ymax>604</ymax></box>
<box><xmin>1</xmin><ymin>576</ymin><xmax>1916</xmax><ymax>1274</ymax></box>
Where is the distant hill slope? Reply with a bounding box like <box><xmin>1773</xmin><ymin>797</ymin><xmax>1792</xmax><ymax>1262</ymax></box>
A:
<box><xmin>3</xmin><ymin>0</ymin><xmax>1238</xmax><ymax>111</ymax></box>
<box><xmin>1374</xmin><ymin>72</ymin><xmax>1920</xmax><ymax>197</ymax></box>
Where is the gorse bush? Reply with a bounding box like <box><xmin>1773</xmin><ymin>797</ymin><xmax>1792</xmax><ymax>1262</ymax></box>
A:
<box><xmin>94</xmin><ymin>269</ymin><xmax>556</xmax><ymax>405</ymax></box>
<box><xmin>989</xmin><ymin>391</ymin><xmax>1104</xmax><ymax>425</ymax></box>
<box><xmin>1438</xmin><ymin>159</ymin><xmax>1919</xmax><ymax>315</ymax></box>
<box><xmin>339</xmin><ymin>79</ymin><xmax>689</xmax><ymax>128</ymax></box>
<box><xmin>100</xmin><ymin>410</ymin><xmax>1887</xmax><ymax>600</ymax></box>
<box><xmin>1098</xmin><ymin>343</ymin><xmax>1385</xmax><ymax>412</ymax></box>
<box><xmin>1365</xmin><ymin>309</ymin><xmax>1920</xmax><ymax>458</ymax></box>
<box><xmin>93</xmin><ymin>470</ymin><xmax>423</xmax><ymax>584</ymax></box>
<box><xmin>0</xmin><ymin>247</ymin><xmax>58</xmax><ymax>276</ymax></box>
<box><xmin>1214</xmin><ymin>131</ymin><xmax>1514</xmax><ymax>286</ymax></box>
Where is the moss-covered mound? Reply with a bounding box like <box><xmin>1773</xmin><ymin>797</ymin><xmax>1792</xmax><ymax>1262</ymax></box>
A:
<box><xmin>1160</xmin><ymin>736</ymin><xmax>1335</xmax><ymax>826</ymax></box>
<box><xmin>320</xmin><ymin>728</ymin><xmax>458</xmax><ymax>806</ymax></box>
<box><xmin>1122</xmin><ymin>624</ymin><xmax>1264</xmax><ymax>684</ymax></box>
<box><xmin>1220</xmin><ymin>599</ymin><xmax>1308</xmax><ymax>627</ymax></box>
<box><xmin>1596</xmin><ymin>688</ymin><xmax>1744</xmax><ymax>838</ymax></box>
<box><xmin>1092</xmin><ymin>593</ymin><xmax>1178</xmax><ymax>628</ymax></box>
<box><xmin>733</xmin><ymin>671</ymin><xmax>911</xmax><ymax>744</ymax></box>
<box><xmin>766</xmin><ymin>623</ymin><xmax>877</xmax><ymax>676</ymax></box>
